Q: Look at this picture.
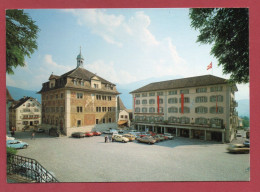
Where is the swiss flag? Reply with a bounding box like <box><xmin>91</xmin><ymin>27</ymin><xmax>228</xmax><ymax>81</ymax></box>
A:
<box><xmin>207</xmin><ymin>62</ymin><xmax>212</xmax><ymax>70</ymax></box>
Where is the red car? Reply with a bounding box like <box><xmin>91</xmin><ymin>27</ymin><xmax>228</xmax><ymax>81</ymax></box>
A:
<box><xmin>93</xmin><ymin>131</ymin><xmax>101</xmax><ymax>136</ymax></box>
<box><xmin>85</xmin><ymin>132</ymin><xmax>94</xmax><ymax>137</ymax></box>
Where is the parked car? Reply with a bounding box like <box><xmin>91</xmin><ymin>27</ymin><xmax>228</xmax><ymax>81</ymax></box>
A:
<box><xmin>243</xmin><ymin>139</ymin><xmax>250</xmax><ymax>148</ymax></box>
<box><xmin>103</xmin><ymin>129</ymin><xmax>118</xmax><ymax>134</ymax></box>
<box><xmin>118</xmin><ymin>129</ymin><xmax>124</xmax><ymax>133</ymax></box>
<box><xmin>85</xmin><ymin>132</ymin><xmax>94</xmax><ymax>137</ymax></box>
<box><xmin>36</xmin><ymin>128</ymin><xmax>45</xmax><ymax>133</ymax></box>
<box><xmin>7</xmin><ymin>140</ymin><xmax>29</xmax><ymax>149</ymax></box>
<box><xmin>92</xmin><ymin>131</ymin><xmax>101</xmax><ymax>136</ymax></box>
<box><xmin>112</xmin><ymin>134</ymin><xmax>129</xmax><ymax>143</ymax></box>
<box><xmin>137</xmin><ymin>136</ymin><xmax>156</xmax><ymax>144</ymax></box>
<box><xmin>129</xmin><ymin>132</ymin><xmax>141</xmax><ymax>137</ymax></box>
<box><xmin>71</xmin><ymin>132</ymin><xmax>85</xmax><ymax>138</ymax></box>
<box><xmin>153</xmin><ymin>135</ymin><xmax>165</xmax><ymax>142</ymax></box>
<box><xmin>227</xmin><ymin>144</ymin><xmax>250</xmax><ymax>154</ymax></box>
<box><xmin>163</xmin><ymin>133</ymin><xmax>174</xmax><ymax>140</ymax></box>
<box><xmin>122</xmin><ymin>134</ymin><xmax>135</xmax><ymax>141</ymax></box>
<box><xmin>6</xmin><ymin>135</ymin><xmax>15</xmax><ymax>140</ymax></box>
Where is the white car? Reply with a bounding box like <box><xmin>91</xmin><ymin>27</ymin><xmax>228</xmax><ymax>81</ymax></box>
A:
<box><xmin>6</xmin><ymin>135</ymin><xmax>15</xmax><ymax>140</ymax></box>
<box><xmin>164</xmin><ymin>133</ymin><xmax>174</xmax><ymax>140</ymax></box>
<box><xmin>112</xmin><ymin>134</ymin><xmax>129</xmax><ymax>143</ymax></box>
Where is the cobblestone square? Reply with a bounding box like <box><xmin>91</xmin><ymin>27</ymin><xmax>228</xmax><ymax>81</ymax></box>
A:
<box><xmin>14</xmin><ymin>131</ymin><xmax>249</xmax><ymax>182</ymax></box>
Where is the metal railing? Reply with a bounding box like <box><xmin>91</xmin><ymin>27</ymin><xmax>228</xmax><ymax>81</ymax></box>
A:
<box><xmin>7</xmin><ymin>154</ymin><xmax>59</xmax><ymax>183</ymax></box>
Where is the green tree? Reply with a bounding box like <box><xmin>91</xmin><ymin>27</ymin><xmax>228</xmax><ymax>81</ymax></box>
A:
<box><xmin>6</xmin><ymin>9</ymin><xmax>39</xmax><ymax>74</ymax></box>
<box><xmin>189</xmin><ymin>8</ymin><xmax>249</xmax><ymax>84</ymax></box>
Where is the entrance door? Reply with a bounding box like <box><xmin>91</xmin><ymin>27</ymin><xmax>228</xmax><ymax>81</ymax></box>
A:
<box><xmin>30</xmin><ymin>121</ymin><xmax>33</xmax><ymax>126</ymax></box>
<box><xmin>211</xmin><ymin>132</ymin><xmax>222</xmax><ymax>141</ymax></box>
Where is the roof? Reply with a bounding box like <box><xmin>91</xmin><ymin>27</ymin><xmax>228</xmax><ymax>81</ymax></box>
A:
<box><xmin>9</xmin><ymin>97</ymin><xmax>40</xmax><ymax>109</ymax></box>
<box><xmin>61</xmin><ymin>67</ymin><xmax>115</xmax><ymax>85</ymax></box>
<box><xmin>6</xmin><ymin>88</ymin><xmax>14</xmax><ymax>102</ymax></box>
<box><xmin>49</xmin><ymin>74</ymin><xmax>60</xmax><ymax>80</ymax></box>
<box><xmin>118</xmin><ymin>96</ymin><xmax>126</xmax><ymax>110</ymax></box>
<box><xmin>130</xmin><ymin>75</ymin><xmax>231</xmax><ymax>93</ymax></box>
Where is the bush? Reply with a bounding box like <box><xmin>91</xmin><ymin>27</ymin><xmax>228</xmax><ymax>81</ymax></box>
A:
<box><xmin>7</xmin><ymin>147</ymin><xmax>17</xmax><ymax>173</ymax></box>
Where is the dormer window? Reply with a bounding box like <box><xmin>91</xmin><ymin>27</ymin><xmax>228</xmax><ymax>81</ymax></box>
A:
<box><xmin>73</xmin><ymin>79</ymin><xmax>77</xmax><ymax>85</ymax></box>
<box><xmin>94</xmin><ymin>84</ymin><xmax>99</xmax><ymax>88</ymax></box>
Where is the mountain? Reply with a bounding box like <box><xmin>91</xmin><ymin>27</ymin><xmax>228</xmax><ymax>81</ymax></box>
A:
<box><xmin>7</xmin><ymin>86</ymin><xmax>41</xmax><ymax>103</ymax></box>
<box><xmin>237</xmin><ymin>99</ymin><xmax>250</xmax><ymax>117</ymax></box>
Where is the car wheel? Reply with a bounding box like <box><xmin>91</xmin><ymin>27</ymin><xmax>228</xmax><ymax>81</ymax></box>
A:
<box><xmin>23</xmin><ymin>145</ymin><xmax>28</xmax><ymax>149</ymax></box>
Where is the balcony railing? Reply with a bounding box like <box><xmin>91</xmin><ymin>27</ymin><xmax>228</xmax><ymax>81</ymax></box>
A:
<box><xmin>7</xmin><ymin>154</ymin><xmax>59</xmax><ymax>183</ymax></box>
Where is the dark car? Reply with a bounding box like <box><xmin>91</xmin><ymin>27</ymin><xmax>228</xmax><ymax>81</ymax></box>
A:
<box><xmin>71</xmin><ymin>132</ymin><xmax>85</xmax><ymax>138</ymax></box>
<box><xmin>243</xmin><ymin>139</ymin><xmax>250</xmax><ymax>148</ymax></box>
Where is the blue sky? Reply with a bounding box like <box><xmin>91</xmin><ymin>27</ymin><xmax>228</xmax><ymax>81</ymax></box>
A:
<box><xmin>6</xmin><ymin>8</ymin><xmax>249</xmax><ymax>100</ymax></box>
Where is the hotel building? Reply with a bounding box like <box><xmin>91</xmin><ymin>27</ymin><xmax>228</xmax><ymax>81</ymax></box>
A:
<box><xmin>130</xmin><ymin>75</ymin><xmax>238</xmax><ymax>143</ymax></box>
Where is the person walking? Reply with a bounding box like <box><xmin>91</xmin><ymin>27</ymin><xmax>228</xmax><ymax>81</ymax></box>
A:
<box><xmin>105</xmin><ymin>136</ymin><xmax>108</xmax><ymax>143</ymax></box>
<box><xmin>31</xmin><ymin>132</ymin><xmax>35</xmax><ymax>140</ymax></box>
<box><xmin>109</xmin><ymin>134</ymin><xmax>112</xmax><ymax>142</ymax></box>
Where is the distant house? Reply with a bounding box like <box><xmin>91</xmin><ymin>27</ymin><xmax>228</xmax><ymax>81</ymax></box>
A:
<box><xmin>238</xmin><ymin>117</ymin><xmax>243</xmax><ymax>128</ymax></box>
<box><xmin>9</xmin><ymin>97</ymin><xmax>41</xmax><ymax>131</ymax></box>
<box><xmin>117</xmin><ymin>97</ymin><xmax>132</xmax><ymax>127</ymax></box>
<box><xmin>6</xmin><ymin>88</ymin><xmax>14</xmax><ymax>132</ymax></box>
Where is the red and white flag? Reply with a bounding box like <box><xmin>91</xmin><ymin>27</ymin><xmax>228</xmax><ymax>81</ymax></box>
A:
<box><xmin>207</xmin><ymin>62</ymin><xmax>212</xmax><ymax>70</ymax></box>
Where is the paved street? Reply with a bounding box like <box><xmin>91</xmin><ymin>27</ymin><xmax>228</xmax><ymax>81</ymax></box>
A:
<box><xmin>14</xmin><ymin>131</ymin><xmax>249</xmax><ymax>182</ymax></box>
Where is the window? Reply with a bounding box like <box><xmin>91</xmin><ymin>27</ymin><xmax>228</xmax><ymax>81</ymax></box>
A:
<box><xmin>23</xmin><ymin>121</ymin><xmax>28</xmax><ymax>125</ymax></box>
<box><xmin>96</xmin><ymin>95</ymin><xmax>101</xmax><ymax>100</ymax></box>
<box><xmin>108</xmin><ymin>107</ymin><xmax>112</xmax><ymax>112</ymax></box>
<box><xmin>142</xmin><ymin>93</ymin><xmax>147</xmax><ymax>97</ymax></box>
<box><xmin>27</xmin><ymin>103</ymin><xmax>30</xmax><ymax>107</ymax></box>
<box><xmin>180</xmin><ymin>117</ymin><xmax>190</xmax><ymax>124</ymax></box>
<box><xmin>149</xmin><ymin>107</ymin><xmax>155</xmax><ymax>113</ymax></box>
<box><xmin>125</xmin><ymin>115</ymin><xmax>128</xmax><ymax>118</ymax></box>
<box><xmin>80</xmin><ymin>81</ymin><xmax>84</xmax><ymax>86</ymax></box>
<box><xmin>135</xmin><ymin>107</ymin><xmax>140</xmax><ymax>113</ymax></box>
<box><xmin>195</xmin><ymin>96</ymin><xmax>207</xmax><ymax>103</ymax></box>
<box><xmin>135</xmin><ymin>94</ymin><xmax>140</xmax><ymax>97</ymax></box>
<box><xmin>179</xmin><ymin>107</ymin><xmax>190</xmax><ymax>113</ymax></box>
<box><xmin>210</xmin><ymin>106</ymin><xmax>224</xmax><ymax>114</ymax></box>
<box><xmin>168</xmin><ymin>98</ymin><xmax>178</xmax><ymax>104</ymax></box>
<box><xmin>23</xmin><ymin>109</ymin><xmax>30</xmax><ymax>112</ymax></box>
<box><xmin>94</xmin><ymin>84</ymin><xmax>99</xmax><ymax>88</ymax></box>
<box><xmin>102</xmin><ymin>118</ymin><xmax>106</xmax><ymax>123</ymax></box>
<box><xmin>195</xmin><ymin>118</ymin><xmax>208</xmax><ymax>125</ymax></box>
<box><xmin>149</xmin><ymin>92</ymin><xmax>155</xmax><ymax>96</ymax></box>
<box><xmin>120</xmin><ymin>115</ymin><xmax>124</xmax><ymax>118</ymax></box>
<box><xmin>180</xmin><ymin>89</ymin><xmax>189</xmax><ymax>94</ymax></box>
<box><xmin>77</xmin><ymin>93</ymin><xmax>83</xmax><ymax>99</ymax></box>
<box><xmin>135</xmin><ymin>100</ymin><xmax>140</xmax><ymax>105</ymax></box>
<box><xmin>60</xmin><ymin>93</ymin><xmax>64</xmax><ymax>98</ymax></box>
<box><xmin>169</xmin><ymin>90</ymin><xmax>177</xmax><ymax>95</ymax></box>
<box><xmin>158</xmin><ymin>107</ymin><xmax>164</xmax><ymax>113</ymax></box>
<box><xmin>142</xmin><ymin>100</ymin><xmax>147</xmax><ymax>104</ymax></box>
<box><xmin>179</xmin><ymin>97</ymin><xmax>190</xmax><ymax>103</ymax></box>
<box><xmin>108</xmin><ymin>96</ymin><xmax>112</xmax><ymax>101</ymax></box>
<box><xmin>157</xmin><ymin>92</ymin><xmax>163</xmax><ymax>96</ymax></box>
<box><xmin>195</xmin><ymin>106</ymin><xmax>208</xmax><ymax>114</ymax></box>
<box><xmin>210</xmin><ymin>118</ymin><xmax>223</xmax><ymax>126</ymax></box>
<box><xmin>96</xmin><ymin>107</ymin><xmax>101</xmax><ymax>112</ymax></box>
<box><xmin>56</xmin><ymin>94</ymin><xmax>58</xmax><ymax>99</ymax></box>
<box><xmin>168</xmin><ymin>107</ymin><xmax>178</xmax><ymax>113</ymax></box>
<box><xmin>102</xmin><ymin>96</ymin><xmax>107</xmax><ymax>100</ymax></box>
<box><xmin>51</xmin><ymin>83</ymin><xmax>54</xmax><ymax>88</ymax></box>
<box><xmin>60</xmin><ymin>107</ymin><xmax>64</xmax><ymax>112</ymax></box>
<box><xmin>102</xmin><ymin>107</ymin><xmax>107</xmax><ymax>112</ymax></box>
<box><xmin>56</xmin><ymin>107</ymin><xmax>59</xmax><ymax>112</ymax></box>
<box><xmin>142</xmin><ymin>108</ymin><xmax>147</xmax><ymax>113</ymax></box>
<box><xmin>96</xmin><ymin>119</ymin><xmax>99</xmax><ymax>124</ymax></box>
<box><xmin>73</xmin><ymin>80</ymin><xmax>77</xmax><ymax>85</ymax></box>
<box><xmin>168</xmin><ymin>116</ymin><xmax>177</xmax><ymax>123</ymax></box>
<box><xmin>149</xmin><ymin>99</ymin><xmax>155</xmax><ymax>104</ymax></box>
<box><xmin>77</xmin><ymin>106</ymin><xmax>83</xmax><ymax>113</ymax></box>
<box><xmin>77</xmin><ymin>120</ymin><xmax>81</xmax><ymax>127</ymax></box>
<box><xmin>210</xmin><ymin>86</ymin><xmax>223</xmax><ymax>92</ymax></box>
<box><xmin>210</xmin><ymin>95</ymin><xmax>224</xmax><ymax>102</ymax></box>
<box><xmin>196</xmin><ymin>88</ymin><xmax>207</xmax><ymax>93</ymax></box>
<box><xmin>34</xmin><ymin>109</ymin><xmax>39</xmax><ymax>112</ymax></box>
<box><xmin>159</xmin><ymin>99</ymin><xmax>163</xmax><ymax>104</ymax></box>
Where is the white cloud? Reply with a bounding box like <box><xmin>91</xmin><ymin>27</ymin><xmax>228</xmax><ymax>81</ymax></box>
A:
<box><xmin>44</xmin><ymin>54</ymin><xmax>72</xmax><ymax>74</ymax></box>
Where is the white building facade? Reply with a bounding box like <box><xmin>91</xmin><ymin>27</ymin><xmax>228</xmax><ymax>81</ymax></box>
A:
<box><xmin>130</xmin><ymin>75</ymin><xmax>238</xmax><ymax>143</ymax></box>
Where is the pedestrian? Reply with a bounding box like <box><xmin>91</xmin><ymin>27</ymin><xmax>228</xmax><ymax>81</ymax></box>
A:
<box><xmin>105</xmin><ymin>136</ymin><xmax>107</xmax><ymax>143</ymax></box>
<box><xmin>109</xmin><ymin>135</ymin><xmax>112</xmax><ymax>142</ymax></box>
<box><xmin>31</xmin><ymin>132</ymin><xmax>35</xmax><ymax>140</ymax></box>
<box><xmin>11</xmin><ymin>127</ymin><xmax>15</xmax><ymax>137</ymax></box>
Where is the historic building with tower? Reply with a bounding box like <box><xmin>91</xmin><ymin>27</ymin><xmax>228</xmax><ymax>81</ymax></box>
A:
<box><xmin>38</xmin><ymin>50</ymin><xmax>120</xmax><ymax>136</ymax></box>
<box><xmin>130</xmin><ymin>75</ymin><xmax>238</xmax><ymax>143</ymax></box>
